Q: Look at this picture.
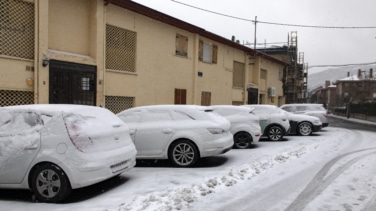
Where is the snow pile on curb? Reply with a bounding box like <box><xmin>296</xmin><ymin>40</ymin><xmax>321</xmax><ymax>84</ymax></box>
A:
<box><xmin>118</xmin><ymin>146</ymin><xmax>308</xmax><ymax>211</ymax></box>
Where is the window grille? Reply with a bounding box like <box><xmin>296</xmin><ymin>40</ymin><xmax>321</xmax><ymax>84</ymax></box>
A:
<box><xmin>233</xmin><ymin>61</ymin><xmax>245</xmax><ymax>88</ymax></box>
<box><xmin>0</xmin><ymin>0</ymin><xmax>34</xmax><ymax>59</ymax></box>
<box><xmin>0</xmin><ymin>90</ymin><xmax>34</xmax><ymax>107</ymax></box>
<box><xmin>106</xmin><ymin>25</ymin><xmax>136</xmax><ymax>73</ymax></box>
<box><xmin>105</xmin><ymin>95</ymin><xmax>134</xmax><ymax>114</ymax></box>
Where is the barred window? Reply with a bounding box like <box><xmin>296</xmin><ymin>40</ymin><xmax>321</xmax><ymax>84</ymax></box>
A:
<box><xmin>106</xmin><ymin>25</ymin><xmax>136</xmax><ymax>72</ymax></box>
<box><xmin>0</xmin><ymin>0</ymin><xmax>34</xmax><ymax>59</ymax></box>
<box><xmin>0</xmin><ymin>90</ymin><xmax>34</xmax><ymax>107</ymax></box>
<box><xmin>105</xmin><ymin>96</ymin><xmax>134</xmax><ymax>114</ymax></box>
<box><xmin>233</xmin><ymin>61</ymin><xmax>245</xmax><ymax>88</ymax></box>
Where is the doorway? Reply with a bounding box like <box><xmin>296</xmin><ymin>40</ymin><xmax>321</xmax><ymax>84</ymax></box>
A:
<box><xmin>49</xmin><ymin>60</ymin><xmax>96</xmax><ymax>105</ymax></box>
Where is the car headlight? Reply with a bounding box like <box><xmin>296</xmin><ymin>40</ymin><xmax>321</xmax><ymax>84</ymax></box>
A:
<box><xmin>314</xmin><ymin>120</ymin><xmax>321</xmax><ymax>124</ymax></box>
<box><xmin>207</xmin><ymin>128</ymin><xmax>226</xmax><ymax>134</ymax></box>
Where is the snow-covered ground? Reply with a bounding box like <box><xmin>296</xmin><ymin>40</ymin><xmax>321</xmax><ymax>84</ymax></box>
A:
<box><xmin>1</xmin><ymin>125</ymin><xmax>376</xmax><ymax>211</ymax></box>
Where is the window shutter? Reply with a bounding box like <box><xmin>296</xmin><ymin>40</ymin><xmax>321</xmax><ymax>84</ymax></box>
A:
<box><xmin>199</xmin><ymin>40</ymin><xmax>203</xmax><ymax>61</ymax></box>
<box><xmin>212</xmin><ymin>45</ymin><xmax>218</xmax><ymax>64</ymax></box>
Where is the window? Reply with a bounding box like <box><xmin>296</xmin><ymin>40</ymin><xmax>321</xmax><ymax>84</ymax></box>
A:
<box><xmin>261</xmin><ymin>69</ymin><xmax>267</xmax><ymax>80</ymax></box>
<box><xmin>233</xmin><ymin>61</ymin><xmax>245</xmax><ymax>88</ymax></box>
<box><xmin>0</xmin><ymin>0</ymin><xmax>34</xmax><ymax>59</ymax></box>
<box><xmin>106</xmin><ymin>24</ymin><xmax>136</xmax><ymax>72</ymax></box>
<box><xmin>174</xmin><ymin>89</ymin><xmax>187</xmax><ymax>104</ymax></box>
<box><xmin>199</xmin><ymin>40</ymin><xmax>218</xmax><ymax>64</ymax></box>
<box><xmin>201</xmin><ymin>91</ymin><xmax>211</xmax><ymax>106</ymax></box>
<box><xmin>105</xmin><ymin>96</ymin><xmax>135</xmax><ymax>114</ymax></box>
<box><xmin>175</xmin><ymin>34</ymin><xmax>188</xmax><ymax>57</ymax></box>
<box><xmin>0</xmin><ymin>90</ymin><xmax>33</xmax><ymax>106</ymax></box>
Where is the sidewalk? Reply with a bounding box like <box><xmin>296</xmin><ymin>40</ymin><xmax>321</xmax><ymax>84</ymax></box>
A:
<box><xmin>329</xmin><ymin>114</ymin><xmax>376</xmax><ymax>126</ymax></box>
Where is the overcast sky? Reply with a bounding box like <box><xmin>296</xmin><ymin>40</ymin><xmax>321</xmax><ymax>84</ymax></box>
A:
<box><xmin>132</xmin><ymin>0</ymin><xmax>376</xmax><ymax>74</ymax></box>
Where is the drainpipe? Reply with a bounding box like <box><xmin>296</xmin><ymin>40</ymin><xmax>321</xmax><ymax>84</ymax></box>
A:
<box><xmin>34</xmin><ymin>0</ymin><xmax>39</xmax><ymax>104</ymax></box>
<box><xmin>192</xmin><ymin>33</ymin><xmax>199</xmax><ymax>104</ymax></box>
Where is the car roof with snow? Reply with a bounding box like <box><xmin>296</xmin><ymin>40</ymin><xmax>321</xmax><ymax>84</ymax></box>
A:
<box><xmin>1</xmin><ymin>104</ymin><xmax>104</xmax><ymax>113</ymax></box>
<box><xmin>208</xmin><ymin>105</ymin><xmax>254</xmax><ymax>112</ymax></box>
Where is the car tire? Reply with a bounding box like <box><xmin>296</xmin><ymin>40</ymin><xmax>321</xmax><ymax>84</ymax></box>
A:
<box><xmin>233</xmin><ymin>132</ymin><xmax>252</xmax><ymax>149</ymax></box>
<box><xmin>298</xmin><ymin>122</ymin><xmax>313</xmax><ymax>136</ymax></box>
<box><xmin>169</xmin><ymin>140</ymin><xmax>199</xmax><ymax>167</ymax></box>
<box><xmin>267</xmin><ymin>126</ymin><xmax>283</xmax><ymax>141</ymax></box>
<box><xmin>30</xmin><ymin>163</ymin><xmax>71</xmax><ymax>203</ymax></box>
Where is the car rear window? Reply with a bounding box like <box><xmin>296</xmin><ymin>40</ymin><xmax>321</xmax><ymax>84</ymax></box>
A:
<box><xmin>63</xmin><ymin>108</ymin><xmax>129</xmax><ymax>153</ymax></box>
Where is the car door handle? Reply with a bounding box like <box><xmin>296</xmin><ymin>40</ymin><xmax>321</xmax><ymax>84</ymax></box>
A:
<box><xmin>24</xmin><ymin>145</ymin><xmax>38</xmax><ymax>150</ymax></box>
<box><xmin>162</xmin><ymin>128</ymin><xmax>173</xmax><ymax>134</ymax></box>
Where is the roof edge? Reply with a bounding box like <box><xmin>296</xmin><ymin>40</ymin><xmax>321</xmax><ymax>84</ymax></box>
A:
<box><xmin>105</xmin><ymin>0</ymin><xmax>290</xmax><ymax>66</ymax></box>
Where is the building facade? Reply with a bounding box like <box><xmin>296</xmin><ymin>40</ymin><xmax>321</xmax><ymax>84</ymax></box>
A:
<box><xmin>335</xmin><ymin>69</ymin><xmax>376</xmax><ymax>105</ymax></box>
<box><xmin>0</xmin><ymin>0</ymin><xmax>288</xmax><ymax>113</ymax></box>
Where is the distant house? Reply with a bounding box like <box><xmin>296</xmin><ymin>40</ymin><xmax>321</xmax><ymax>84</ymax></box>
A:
<box><xmin>321</xmin><ymin>81</ymin><xmax>337</xmax><ymax>110</ymax></box>
<box><xmin>309</xmin><ymin>68</ymin><xmax>376</xmax><ymax>111</ymax></box>
<box><xmin>0</xmin><ymin>0</ymin><xmax>289</xmax><ymax>111</ymax></box>
<box><xmin>335</xmin><ymin>69</ymin><xmax>376</xmax><ymax>104</ymax></box>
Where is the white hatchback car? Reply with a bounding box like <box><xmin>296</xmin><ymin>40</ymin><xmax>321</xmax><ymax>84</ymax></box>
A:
<box><xmin>208</xmin><ymin>105</ymin><xmax>261</xmax><ymax>149</ymax></box>
<box><xmin>280</xmin><ymin>104</ymin><xmax>329</xmax><ymax>127</ymax></box>
<box><xmin>243</xmin><ymin>105</ymin><xmax>290</xmax><ymax>141</ymax></box>
<box><xmin>0</xmin><ymin>105</ymin><xmax>137</xmax><ymax>203</ymax></box>
<box><xmin>117</xmin><ymin>105</ymin><xmax>234</xmax><ymax>167</ymax></box>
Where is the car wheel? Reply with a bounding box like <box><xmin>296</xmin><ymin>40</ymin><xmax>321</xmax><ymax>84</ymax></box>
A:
<box><xmin>233</xmin><ymin>132</ymin><xmax>252</xmax><ymax>149</ymax></box>
<box><xmin>298</xmin><ymin>122</ymin><xmax>313</xmax><ymax>136</ymax></box>
<box><xmin>30</xmin><ymin>163</ymin><xmax>71</xmax><ymax>203</ymax></box>
<box><xmin>267</xmin><ymin>126</ymin><xmax>283</xmax><ymax>141</ymax></box>
<box><xmin>169</xmin><ymin>140</ymin><xmax>199</xmax><ymax>167</ymax></box>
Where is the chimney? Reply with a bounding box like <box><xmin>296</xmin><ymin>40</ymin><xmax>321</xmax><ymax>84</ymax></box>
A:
<box><xmin>325</xmin><ymin>80</ymin><xmax>330</xmax><ymax>88</ymax></box>
<box><xmin>358</xmin><ymin>69</ymin><xmax>362</xmax><ymax>78</ymax></box>
<box><xmin>370</xmin><ymin>68</ymin><xmax>373</xmax><ymax>78</ymax></box>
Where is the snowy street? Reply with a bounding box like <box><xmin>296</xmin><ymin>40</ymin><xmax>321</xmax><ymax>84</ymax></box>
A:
<box><xmin>1</xmin><ymin>123</ymin><xmax>376</xmax><ymax>210</ymax></box>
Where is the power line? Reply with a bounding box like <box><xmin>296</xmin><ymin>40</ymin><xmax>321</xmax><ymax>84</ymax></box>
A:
<box><xmin>309</xmin><ymin>62</ymin><xmax>376</xmax><ymax>69</ymax></box>
<box><xmin>171</xmin><ymin>0</ymin><xmax>376</xmax><ymax>29</ymax></box>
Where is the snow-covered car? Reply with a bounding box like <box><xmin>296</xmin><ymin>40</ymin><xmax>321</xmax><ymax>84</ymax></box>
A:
<box><xmin>0</xmin><ymin>105</ymin><xmax>137</xmax><ymax>203</ymax></box>
<box><xmin>280</xmin><ymin>103</ymin><xmax>329</xmax><ymax>127</ymax></box>
<box><xmin>117</xmin><ymin>105</ymin><xmax>233</xmax><ymax>167</ymax></box>
<box><xmin>242</xmin><ymin>105</ymin><xmax>290</xmax><ymax>141</ymax></box>
<box><xmin>284</xmin><ymin>111</ymin><xmax>322</xmax><ymax>136</ymax></box>
<box><xmin>208</xmin><ymin>105</ymin><xmax>261</xmax><ymax>149</ymax></box>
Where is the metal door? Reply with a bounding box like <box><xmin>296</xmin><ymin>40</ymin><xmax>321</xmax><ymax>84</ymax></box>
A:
<box><xmin>49</xmin><ymin>60</ymin><xmax>96</xmax><ymax>105</ymax></box>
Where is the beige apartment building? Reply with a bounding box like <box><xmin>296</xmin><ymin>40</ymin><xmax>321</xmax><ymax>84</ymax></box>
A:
<box><xmin>0</xmin><ymin>0</ymin><xmax>289</xmax><ymax>113</ymax></box>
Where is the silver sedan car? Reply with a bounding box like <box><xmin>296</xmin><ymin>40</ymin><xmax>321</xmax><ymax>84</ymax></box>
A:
<box><xmin>117</xmin><ymin>105</ymin><xmax>234</xmax><ymax>167</ymax></box>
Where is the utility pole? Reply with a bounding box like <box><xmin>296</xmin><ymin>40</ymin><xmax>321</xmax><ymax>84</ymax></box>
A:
<box><xmin>254</xmin><ymin>16</ymin><xmax>257</xmax><ymax>51</ymax></box>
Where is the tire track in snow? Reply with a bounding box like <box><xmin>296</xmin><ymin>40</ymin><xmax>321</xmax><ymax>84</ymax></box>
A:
<box><xmin>285</xmin><ymin>147</ymin><xmax>376</xmax><ymax>211</ymax></box>
<box><xmin>213</xmin><ymin>128</ymin><xmax>371</xmax><ymax>211</ymax></box>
